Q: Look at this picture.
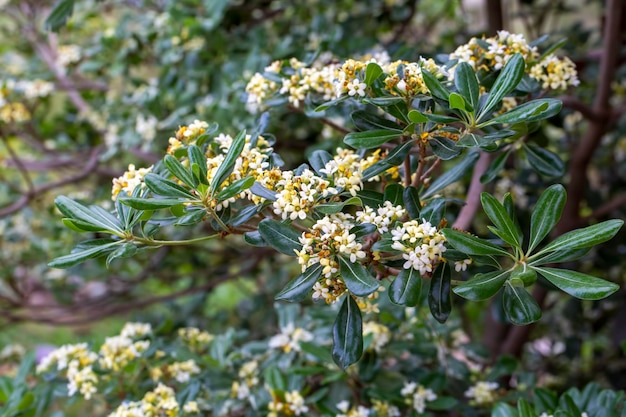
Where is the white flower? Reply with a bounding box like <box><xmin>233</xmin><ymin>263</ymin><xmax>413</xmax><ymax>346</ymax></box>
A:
<box><xmin>465</xmin><ymin>381</ymin><xmax>499</xmax><ymax>405</ymax></box>
<box><xmin>347</xmin><ymin>78</ymin><xmax>366</xmax><ymax>97</ymax></box>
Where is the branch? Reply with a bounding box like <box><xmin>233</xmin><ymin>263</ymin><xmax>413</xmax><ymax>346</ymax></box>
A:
<box><xmin>0</xmin><ymin>147</ymin><xmax>102</xmax><ymax>217</ymax></box>
<box><xmin>452</xmin><ymin>152</ymin><xmax>492</xmax><ymax>230</ymax></box>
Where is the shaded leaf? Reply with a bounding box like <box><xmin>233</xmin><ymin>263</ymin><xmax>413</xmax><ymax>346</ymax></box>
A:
<box><xmin>533</xmin><ymin>267</ymin><xmax>619</xmax><ymax>300</ymax></box>
<box><xmin>338</xmin><ymin>257</ymin><xmax>379</xmax><ymax>297</ymax></box>
<box><xmin>389</xmin><ymin>267</ymin><xmax>422</xmax><ymax>306</ymax></box>
<box><xmin>332</xmin><ymin>296</ymin><xmax>363</xmax><ymax>369</ymax></box>
<box><xmin>422</xmin><ymin>151</ymin><xmax>479</xmax><ymax>198</ymax></box>
<box><xmin>257</xmin><ymin>219</ymin><xmax>301</xmax><ymax>256</ymax></box>
<box><xmin>429</xmin><ymin>262</ymin><xmax>452</xmax><ymax>323</ymax></box>
<box><xmin>502</xmin><ymin>281</ymin><xmax>542</xmax><ymax>325</ymax></box>
<box><xmin>528</xmin><ymin>184</ymin><xmax>566</xmax><ymax>253</ymax></box>
<box><xmin>276</xmin><ymin>264</ymin><xmax>324</xmax><ymax>302</ymax></box>
<box><xmin>453</xmin><ymin>270</ymin><xmax>509</xmax><ymax>301</ymax></box>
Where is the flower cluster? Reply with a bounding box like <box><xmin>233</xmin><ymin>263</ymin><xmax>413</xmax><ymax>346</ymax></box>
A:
<box><xmin>356</xmin><ymin>200</ymin><xmax>406</xmax><ymax>233</ymax></box>
<box><xmin>178</xmin><ymin>327</ymin><xmax>214</xmax><ymax>352</ymax></box>
<box><xmin>268</xmin><ymin>323</ymin><xmax>314</xmax><ymax>353</ymax></box>
<box><xmin>450</xmin><ymin>30</ymin><xmax>538</xmax><ymax>72</ymax></box>
<box><xmin>99</xmin><ymin>326</ymin><xmax>151</xmax><ymax>371</ymax></box>
<box><xmin>529</xmin><ymin>54</ymin><xmax>580</xmax><ymax>90</ymax></box>
<box><xmin>464</xmin><ymin>381</ymin><xmax>499</xmax><ymax>406</ymax></box>
<box><xmin>0</xmin><ymin>343</ymin><xmax>25</xmax><ymax>362</ymax></box>
<box><xmin>268</xmin><ymin>390</ymin><xmax>309</xmax><ymax>416</ymax></box>
<box><xmin>231</xmin><ymin>360</ymin><xmax>260</xmax><ymax>400</ymax></box>
<box><xmin>111</xmin><ymin>164</ymin><xmax>153</xmax><ymax>200</ymax></box>
<box><xmin>36</xmin><ymin>342</ymin><xmax>99</xmax><ymax>399</ymax></box>
<box><xmin>109</xmin><ymin>383</ymin><xmax>183</xmax><ymax>417</ymax></box>
<box><xmin>391</xmin><ymin>219</ymin><xmax>447</xmax><ymax>275</ymax></box>
<box><xmin>382</xmin><ymin>58</ymin><xmax>447</xmax><ymax>98</ymax></box>
<box><xmin>363</xmin><ymin>321</ymin><xmax>392</xmax><ymax>352</ymax></box>
<box><xmin>401</xmin><ymin>382</ymin><xmax>438</xmax><ymax>413</ymax></box>
<box><xmin>272</xmin><ymin>168</ymin><xmax>337</xmax><ymax>220</ymax></box>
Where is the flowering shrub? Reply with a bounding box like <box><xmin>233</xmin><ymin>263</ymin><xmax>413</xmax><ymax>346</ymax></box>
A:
<box><xmin>1</xmin><ymin>1</ymin><xmax>626</xmax><ymax>417</ymax></box>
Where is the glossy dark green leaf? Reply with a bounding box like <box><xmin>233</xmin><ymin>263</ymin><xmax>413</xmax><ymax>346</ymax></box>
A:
<box><xmin>316</xmin><ymin>196</ymin><xmax>362</xmax><ymax>214</ymax></box>
<box><xmin>351</xmin><ymin>110</ymin><xmax>402</xmax><ymax>132</ymax></box>
<box><xmin>350</xmin><ymin>223</ymin><xmax>377</xmax><ymax>238</ymax></box>
<box><xmin>533</xmin><ymin>388</ymin><xmax>558</xmax><ymax>413</ymax></box>
<box><xmin>517</xmin><ymin>399</ymin><xmax>537</xmax><ymax>417</ymax></box>
<box><xmin>344</xmin><ymin>129</ymin><xmax>401</xmax><ymax>149</ymax></box>
<box><xmin>422</xmin><ymin>69</ymin><xmax>450</xmax><ymax>101</ymax></box>
<box><xmin>362</xmin><ymin>140</ymin><xmax>414</xmax><ymax>181</ymax></box>
<box><xmin>485</xmin><ymin>98</ymin><xmax>562</xmax><ymax>126</ymax></box>
<box><xmin>528</xmin><ymin>247</ymin><xmax>590</xmax><ymax>266</ymax></box>
<box><xmin>332</xmin><ymin>295</ymin><xmax>363</xmax><ymax>369</ymax></box>
<box><xmin>164</xmin><ymin>154</ymin><xmax>197</xmax><ymax>188</ymax></box>
<box><xmin>188</xmin><ymin>145</ymin><xmax>209</xmax><ymax>185</ymax></box>
<box><xmin>389</xmin><ymin>267</ymin><xmax>422</xmax><ymax>306</ymax></box>
<box><xmin>55</xmin><ymin>196</ymin><xmax>124</xmax><ymax>235</ymax></box>
<box><xmin>211</xmin><ymin>129</ymin><xmax>246</xmax><ymax>195</ymax></box>
<box><xmin>105</xmin><ymin>242</ymin><xmax>137</xmax><ymax>269</ymax></box>
<box><xmin>119</xmin><ymin>197</ymin><xmax>182</xmax><ymax>210</ymax></box>
<box><xmin>249</xmin><ymin>182</ymin><xmax>277</xmax><ymax>201</ymax></box>
<box><xmin>144</xmin><ymin>173</ymin><xmax>195</xmax><ymax>199</ymax></box>
<box><xmin>419</xmin><ymin>197</ymin><xmax>446</xmax><ymax>226</ymax></box>
<box><xmin>523</xmin><ymin>144</ymin><xmax>565</xmax><ymax>178</ymax></box>
<box><xmin>528</xmin><ymin>184</ymin><xmax>566</xmax><ymax>253</ymax></box>
<box><xmin>48</xmin><ymin>240</ymin><xmax>120</xmax><ymax>269</ymax></box>
<box><xmin>428</xmin><ymin>262</ymin><xmax>452</xmax><ymax>323</ymax></box>
<box><xmin>45</xmin><ymin>0</ymin><xmax>75</xmax><ymax>31</ymax></box>
<box><xmin>338</xmin><ymin>256</ymin><xmax>379</xmax><ymax>297</ymax></box>
<box><xmin>243</xmin><ymin>230</ymin><xmax>266</xmax><ymax>247</ymax></box>
<box><xmin>276</xmin><ymin>263</ymin><xmax>324</xmax><ymax>302</ymax></box>
<box><xmin>455</xmin><ymin>61</ymin><xmax>480</xmax><ymax>111</ymax></box>
<box><xmin>357</xmin><ymin>190</ymin><xmax>384</xmax><ymax>208</ymax></box>
<box><xmin>492</xmin><ymin>403</ymin><xmax>518</xmax><ymax>417</ymax></box>
<box><xmin>383</xmin><ymin>183</ymin><xmax>404</xmax><ymax>207</ymax></box>
<box><xmin>533</xmin><ymin>267</ymin><xmax>619</xmax><ymax>300</ymax></box>
<box><xmin>229</xmin><ymin>204</ymin><xmax>259</xmax><ymax>227</ymax></box>
<box><xmin>174</xmin><ymin>209</ymin><xmax>207</xmax><ymax>226</ymax></box>
<box><xmin>442</xmin><ymin>228</ymin><xmax>511</xmax><ymax>257</ymax></box>
<box><xmin>502</xmin><ymin>281</ymin><xmax>542</xmax><ymax>325</ymax></box>
<box><xmin>309</xmin><ymin>150</ymin><xmax>333</xmax><ymax>176</ymax></box>
<box><xmin>481</xmin><ymin>193</ymin><xmax>521</xmax><ymax>247</ymax></box>
<box><xmin>453</xmin><ymin>270</ymin><xmax>509</xmax><ymax>301</ymax></box>
<box><xmin>430</xmin><ymin>136</ymin><xmax>461</xmax><ymax>160</ymax></box>
<box><xmin>478</xmin><ymin>54</ymin><xmax>525</xmax><ymax>120</ymax></box>
<box><xmin>257</xmin><ymin>218</ymin><xmax>301</xmax><ymax>256</ymax></box>
<box><xmin>315</xmin><ymin>95</ymin><xmax>349</xmax><ymax>112</ymax></box>
<box><xmin>403</xmin><ymin>186</ymin><xmax>421</xmax><ymax>219</ymax></box>
<box><xmin>480</xmin><ymin>150</ymin><xmax>511</xmax><ymax>184</ymax></box>
<box><xmin>538</xmin><ymin>219</ymin><xmax>623</xmax><ymax>254</ymax></box>
<box><xmin>62</xmin><ymin>218</ymin><xmax>107</xmax><ymax>233</ymax></box>
<box><xmin>422</xmin><ymin>151</ymin><xmax>479</xmax><ymax>198</ymax></box>
<box><xmin>215</xmin><ymin>176</ymin><xmax>255</xmax><ymax>201</ymax></box>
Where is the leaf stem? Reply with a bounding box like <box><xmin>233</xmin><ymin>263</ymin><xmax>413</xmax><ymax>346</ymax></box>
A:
<box><xmin>132</xmin><ymin>234</ymin><xmax>220</xmax><ymax>246</ymax></box>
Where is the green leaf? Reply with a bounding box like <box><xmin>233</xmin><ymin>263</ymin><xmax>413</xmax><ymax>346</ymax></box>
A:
<box><xmin>429</xmin><ymin>262</ymin><xmax>452</xmax><ymax>323</ymax></box>
<box><xmin>309</xmin><ymin>150</ymin><xmax>333</xmax><ymax>176</ymax></box>
<box><xmin>420</xmin><ymin>197</ymin><xmax>445</xmax><ymax>226</ymax></box>
<box><xmin>478</xmin><ymin>54</ymin><xmax>525</xmax><ymax>120</ymax></box>
<box><xmin>332</xmin><ymin>295</ymin><xmax>363</xmax><ymax>369</ymax></box>
<box><xmin>422</xmin><ymin>151</ymin><xmax>479</xmax><ymax>198</ymax></box>
<box><xmin>517</xmin><ymin>399</ymin><xmax>538</xmax><ymax>417</ymax></box>
<box><xmin>215</xmin><ymin>176</ymin><xmax>255</xmax><ymax>201</ymax></box>
<box><xmin>344</xmin><ymin>129</ymin><xmax>401</xmax><ymax>149</ymax></box>
<box><xmin>164</xmin><ymin>155</ymin><xmax>197</xmax><ymax>188</ymax></box>
<box><xmin>276</xmin><ymin>264</ymin><xmax>324</xmax><ymax>302</ymax></box>
<box><xmin>105</xmin><ymin>242</ymin><xmax>137</xmax><ymax>269</ymax></box>
<box><xmin>357</xmin><ymin>190</ymin><xmax>384</xmax><ymax>208</ymax></box>
<box><xmin>243</xmin><ymin>230</ymin><xmax>266</xmax><ymax>247</ymax></box>
<box><xmin>453</xmin><ymin>270</ymin><xmax>509</xmax><ymax>301</ymax></box>
<box><xmin>383</xmin><ymin>184</ymin><xmax>404</xmax><ymax>207</ymax></box>
<box><xmin>389</xmin><ymin>267</ymin><xmax>422</xmax><ymax>306</ymax></box>
<box><xmin>485</xmin><ymin>99</ymin><xmax>562</xmax><ymax>126</ymax></box>
<box><xmin>455</xmin><ymin>62</ymin><xmax>480</xmax><ymax>111</ymax></box>
<box><xmin>408</xmin><ymin>110</ymin><xmax>429</xmax><ymax>124</ymax></box>
<box><xmin>62</xmin><ymin>218</ymin><xmax>107</xmax><ymax>233</ymax></box>
<box><xmin>119</xmin><ymin>197</ymin><xmax>182</xmax><ymax>210</ymax></box>
<box><xmin>188</xmin><ymin>145</ymin><xmax>209</xmax><ymax>185</ymax></box>
<box><xmin>528</xmin><ymin>247</ymin><xmax>590</xmax><ymax>266</ymax></box>
<box><xmin>533</xmin><ymin>267</ymin><xmax>619</xmax><ymax>300</ymax></box>
<box><xmin>249</xmin><ymin>182</ymin><xmax>277</xmax><ymax>201</ymax></box>
<box><xmin>362</xmin><ymin>140</ymin><xmax>414</xmax><ymax>181</ymax></box>
<box><xmin>502</xmin><ymin>281</ymin><xmax>542</xmax><ymax>325</ymax></box>
<box><xmin>403</xmin><ymin>186</ymin><xmax>421</xmax><ymax>219</ymax></box>
<box><xmin>449</xmin><ymin>92</ymin><xmax>468</xmax><ymax>111</ymax></box>
<box><xmin>144</xmin><ymin>173</ymin><xmax>195</xmax><ymax>199</ymax></box>
<box><xmin>442</xmin><ymin>228</ymin><xmax>511</xmax><ymax>257</ymax></box>
<box><xmin>338</xmin><ymin>256</ymin><xmax>379</xmax><ymax>297</ymax></box>
<box><xmin>364</xmin><ymin>62</ymin><xmax>383</xmax><ymax>86</ymax></box>
<box><xmin>315</xmin><ymin>95</ymin><xmax>349</xmax><ymax>111</ymax></box>
<box><xmin>352</xmin><ymin>110</ymin><xmax>403</xmax><ymax>132</ymax></box>
<box><xmin>481</xmin><ymin>193</ymin><xmax>521</xmax><ymax>247</ymax></box>
<box><xmin>523</xmin><ymin>144</ymin><xmax>565</xmax><ymax>178</ymax></box>
<box><xmin>480</xmin><ymin>150</ymin><xmax>511</xmax><ymax>184</ymax></box>
<box><xmin>422</xmin><ymin>69</ymin><xmax>450</xmax><ymax>101</ymax></box>
<box><xmin>211</xmin><ymin>129</ymin><xmax>246</xmax><ymax>195</ymax></box>
<box><xmin>492</xmin><ymin>402</ymin><xmax>519</xmax><ymax>417</ymax></box>
<box><xmin>316</xmin><ymin>196</ymin><xmax>362</xmax><ymax>214</ymax></box>
<box><xmin>350</xmin><ymin>223</ymin><xmax>377</xmax><ymax>238</ymax></box>
<box><xmin>257</xmin><ymin>219</ymin><xmax>301</xmax><ymax>256</ymax></box>
<box><xmin>430</xmin><ymin>136</ymin><xmax>461</xmax><ymax>160</ymax></box>
<box><xmin>528</xmin><ymin>184</ymin><xmax>566</xmax><ymax>253</ymax></box>
<box><xmin>55</xmin><ymin>196</ymin><xmax>124</xmax><ymax>235</ymax></box>
<box><xmin>538</xmin><ymin>219</ymin><xmax>624</xmax><ymax>254</ymax></box>
<box><xmin>45</xmin><ymin>0</ymin><xmax>75</xmax><ymax>31</ymax></box>
<box><xmin>48</xmin><ymin>240</ymin><xmax>120</xmax><ymax>269</ymax></box>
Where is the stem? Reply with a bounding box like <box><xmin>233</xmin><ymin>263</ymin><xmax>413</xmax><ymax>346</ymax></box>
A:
<box><xmin>132</xmin><ymin>234</ymin><xmax>220</xmax><ymax>246</ymax></box>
